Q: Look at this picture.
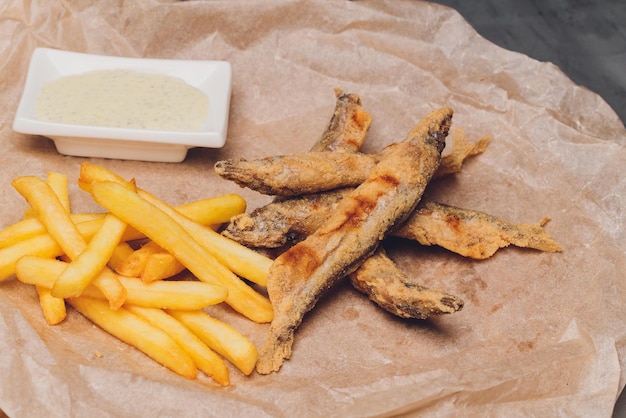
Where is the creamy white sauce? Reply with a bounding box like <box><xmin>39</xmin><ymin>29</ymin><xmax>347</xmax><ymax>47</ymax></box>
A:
<box><xmin>35</xmin><ymin>69</ymin><xmax>209</xmax><ymax>131</ymax></box>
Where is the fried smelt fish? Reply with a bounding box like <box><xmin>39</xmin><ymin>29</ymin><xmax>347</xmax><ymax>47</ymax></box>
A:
<box><xmin>215</xmin><ymin>89</ymin><xmax>373</xmax><ymax>196</ymax></box>
<box><xmin>224</xmin><ymin>192</ymin><xmax>562</xmax><ymax>258</ymax></box>
<box><xmin>214</xmin><ymin>132</ymin><xmax>489</xmax><ymax>197</ymax></box>
<box><xmin>256</xmin><ymin>107</ymin><xmax>452</xmax><ymax>374</ymax></box>
<box><xmin>393</xmin><ymin>201</ymin><xmax>563</xmax><ymax>259</ymax></box>
<box><xmin>349</xmin><ymin>248</ymin><xmax>463</xmax><ymax>319</ymax></box>
<box><xmin>214</xmin><ymin>152</ymin><xmax>378</xmax><ymax>196</ymax></box>
<box><xmin>223</xmin><ymin>188</ymin><xmax>350</xmax><ymax>248</ymax></box>
<box><xmin>309</xmin><ymin>88</ymin><xmax>373</xmax><ymax>153</ymax></box>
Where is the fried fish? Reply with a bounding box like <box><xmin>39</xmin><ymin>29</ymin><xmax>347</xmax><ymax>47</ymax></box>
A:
<box><xmin>223</xmin><ymin>192</ymin><xmax>562</xmax><ymax>258</ymax></box>
<box><xmin>215</xmin><ymin>128</ymin><xmax>489</xmax><ymax>197</ymax></box>
<box><xmin>349</xmin><ymin>248</ymin><xmax>464</xmax><ymax>319</ymax></box>
<box><xmin>256</xmin><ymin>107</ymin><xmax>453</xmax><ymax>374</ymax></box>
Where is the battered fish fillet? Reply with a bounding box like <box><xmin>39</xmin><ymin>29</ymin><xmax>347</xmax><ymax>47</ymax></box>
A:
<box><xmin>349</xmin><ymin>248</ymin><xmax>464</xmax><ymax>319</ymax></box>
<box><xmin>223</xmin><ymin>192</ymin><xmax>562</xmax><ymax>258</ymax></box>
<box><xmin>215</xmin><ymin>128</ymin><xmax>489</xmax><ymax>197</ymax></box>
<box><xmin>256</xmin><ymin>107</ymin><xmax>452</xmax><ymax>374</ymax></box>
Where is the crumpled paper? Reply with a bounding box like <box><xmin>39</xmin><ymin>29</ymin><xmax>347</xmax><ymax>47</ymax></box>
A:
<box><xmin>0</xmin><ymin>0</ymin><xmax>625</xmax><ymax>417</ymax></box>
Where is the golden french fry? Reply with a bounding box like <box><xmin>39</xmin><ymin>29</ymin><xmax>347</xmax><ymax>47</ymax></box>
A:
<box><xmin>78</xmin><ymin>162</ymin><xmax>272</xmax><ymax>286</ymax></box>
<box><xmin>12</xmin><ymin>176</ymin><xmax>87</xmax><ymax>259</ymax></box>
<box><xmin>0</xmin><ymin>218</ymin><xmax>115</xmax><ymax>282</ymax></box>
<box><xmin>0</xmin><ymin>234</ymin><xmax>62</xmax><ymax>281</ymax></box>
<box><xmin>141</xmin><ymin>251</ymin><xmax>186</xmax><ymax>282</ymax></box>
<box><xmin>88</xmin><ymin>181</ymin><xmax>272</xmax><ymax>323</ymax></box>
<box><xmin>16</xmin><ymin>256</ymin><xmax>227</xmax><ymax>310</ymax></box>
<box><xmin>67</xmin><ymin>296</ymin><xmax>197</xmax><ymax>379</ymax></box>
<box><xmin>115</xmin><ymin>241</ymin><xmax>163</xmax><ymax>278</ymax></box>
<box><xmin>168</xmin><ymin>309</ymin><xmax>258</xmax><ymax>376</ymax></box>
<box><xmin>52</xmin><ymin>213</ymin><xmax>127</xmax><ymax>299</ymax></box>
<box><xmin>175</xmin><ymin>193</ymin><xmax>247</xmax><ymax>226</ymax></box>
<box><xmin>107</xmin><ymin>241</ymin><xmax>135</xmax><ymax>270</ymax></box>
<box><xmin>91</xmin><ymin>268</ymin><xmax>127</xmax><ymax>310</ymax></box>
<box><xmin>0</xmin><ymin>213</ymin><xmax>106</xmax><ymax>249</ymax></box>
<box><xmin>137</xmin><ymin>195</ymin><xmax>271</xmax><ymax>287</ymax></box>
<box><xmin>115</xmin><ymin>275</ymin><xmax>227</xmax><ymax>310</ymax></box>
<box><xmin>126</xmin><ymin>306</ymin><xmax>230</xmax><ymax>386</ymax></box>
<box><xmin>0</xmin><ymin>213</ymin><xmax>106</xmax><ymax>250</ymax></box>
<box><xmin>47</xmin><ymin>172</ymin><xmax>70</xmax><ymax>213</ymax></box>
<box><xmin>11</xmin><ymin>176</ymin><xmax>126</xmax><ymax>306</ymax></box>
<box><xmin>35</xmin><ymin>286</ymin><xmax>66</xmax><ymax>325</ymax></box>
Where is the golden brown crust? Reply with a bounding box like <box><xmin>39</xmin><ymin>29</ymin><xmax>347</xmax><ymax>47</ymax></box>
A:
<box><xmin>349</xmin><ymin>248</ymin><xmax>464</xmax><ymax>319</ymax></box>
<box><xmin>256</xmin><ymin>107</ymin><xmax>452</xmax><ymax>374</ymax></box>
<box><xmin>394</xmin><ymin>201</ymin><xmax>563</xmax><ymax>259</ymax></box>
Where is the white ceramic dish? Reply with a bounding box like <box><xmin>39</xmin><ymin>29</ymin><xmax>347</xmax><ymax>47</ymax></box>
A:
<box><xmin>13</xmin><ymin>48</ymin><xmax>232</xmax><ymax>162</ymax></box>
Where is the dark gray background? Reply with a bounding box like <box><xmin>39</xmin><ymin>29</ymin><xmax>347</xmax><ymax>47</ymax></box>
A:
<box><xmin>429</xmin><ymin>0</ymin><xmax>625</xmax><ymax>126</ymax></box>
<box><xmin>428</xmin><ymin>1</ymin><xmax>625</xmax><ymax>416</ymax></box>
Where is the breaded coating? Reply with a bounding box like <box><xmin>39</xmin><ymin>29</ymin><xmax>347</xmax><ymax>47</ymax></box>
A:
<box><xmin>349</xmin><ymin>248</ymin><xmax>463</xmax><ymax>319</ymax></box>
<box><xmin>214</xmin><ymin>129</ymin><xmax>489</xmax><ymax>197</ymax></box>
<box><xmin>223</xmin><ymin>194</ymin><xmax>562</xmax><ymax>258</ymax></box>
<box><xmin>394</xmin><ymin>201</ymin><xmax>563</xmax><ymax>259</ymax></box>
<box><xmin>256</xmin><ymin>107</ymin><xmax>452</xmax><ymax>374</ymax></box>
<box><xmin>214</xmin><ymin>152</ymin><xmax>378</xmax><ymax>196</ymax></box>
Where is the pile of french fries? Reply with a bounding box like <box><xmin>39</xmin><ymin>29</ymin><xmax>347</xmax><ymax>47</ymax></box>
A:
<box><xmin>0</xmin><ymin>162</ymin><xmax>275</xmax><ymax>386</ymax></box>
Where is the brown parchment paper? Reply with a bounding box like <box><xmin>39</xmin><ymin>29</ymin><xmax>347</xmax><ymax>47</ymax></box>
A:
<box><xmin>1</xmin><ymin>1</ymin><xmax>625</xmax><ymax>417</ymax></box>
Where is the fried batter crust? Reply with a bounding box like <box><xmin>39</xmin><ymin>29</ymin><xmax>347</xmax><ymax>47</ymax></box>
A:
<box><xmin>214</xmin><ymin>128</ymin><xmax>489</xmax><ymax>197</ymax></box>
<box><xmin>256</xmin><ymin>107</ymin><xmax>452</xmax><ymax>374</ymax></box>
<box><xmin>349</xmin><ymin>248</ymin><xmax>463</xmax><ymax>319</ymax></box>
<box><xmin>223</xmin><ymin>193</ymin><xmax>562</xmax><ymax>258</ymax></box>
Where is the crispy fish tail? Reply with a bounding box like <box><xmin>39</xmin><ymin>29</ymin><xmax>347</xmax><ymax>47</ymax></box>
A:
<box><xmin>349</xmin><ymin>248</ymin><xmax>463</xmax><ymax>319</ymax></box>
<box><xmin>256</xmin><ymin>107</ymin><xmax>453</xmax><ymax>374</ymax></box>
<box><xmin>435</xmin><ymin>128</ymin><xmax>491</xmax><ymax>178</ymax></box>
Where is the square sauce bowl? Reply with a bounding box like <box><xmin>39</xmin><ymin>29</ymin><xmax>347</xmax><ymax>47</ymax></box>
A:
<box><xmin>13</xmin><ymin>48</ymin><xmax>232</xmax><ymax>163</ymax></box>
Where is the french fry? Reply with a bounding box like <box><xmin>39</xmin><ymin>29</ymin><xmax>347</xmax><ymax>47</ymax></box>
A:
<box><xmin>12</xmin><ymin>176</ymin><xmax>88</xmax><ymax>259</ymax></box>
<box><xmin>115</xmin><ymin>241</ymin><xmax>163</xmax><ymax>278</ymax></box>
<box><xmin>46</xmin><ymin>172</ymin><xmax>70</xmax><ymax>213</ymax></box>
<box><xmin>67</xmin><ymin>296</ymin><xmax>197</xmax><ymax>379</ymax></box>
<box><xmin>126</xmin><ymin>306</ymin><xmax>230</xmax><ymax>386</ymax></box>
<box><xmin>89</xmin><ymin>267</ymin><xmax>127</xmax><ymax>310</ymax></box>
<box><xmin>88</xmin><ymin>180</ymin><xmax>273</xmax><ymax>323</ymax></box>
<box><xmin>107</xmin><ymin>242</ymin><xmax>135</xmax><ymax>270</ymax></box>
<box><xmin>0</xmin><ymin>219</ymin><xmax>116</xmax><ymax>282</ymax></box>
<box><xmin>141</xmin><ymin>251</ymin><xmax>186</xmax><ymax>282</ymax></box>
<box><xmin>78</xmin><ymin>162</ymin><xmax>272</xmax><ymax>286</ymax></box>
<box><xmin>35</xmin><ymin>286</ymin><xmax>66</xmax><ymax>325</ymax></box>
<box><xmin>5</xmin><ymin>165</ymin><xmax>270</xmax><ymax>383</ymax></box>
<box><xmin>52</xmin><ymin>213</ymin><xmax>127</xmax><ymax>299</ymax></box>
<box><xmin>35</xmin><ymin>173</ymin><xmax>71</xmax><ymax>324</ymax></box>
<box><xmin>16</xmin><ymin>256</ymin><xmax>227</xmax><ymax>310</ymax></box>
<box><xmin>0</xmin><ymin>234</ymin><xmax>62</xmax><ymax>281</ymax></box>
<box><xmin>175</xmin><ymin>193</ymin><xmax>246</xmax><ymax>226</ymax></box>
<box><xmin>115</xmin><ymin>240</ymin><xmax>186</xmax><ymax>282</ymax></box>
<box><xmin>0</xmin><ymin>213</ymin><xmax>106</xmax><ymax>249</ymax></box>
<box><xmin>168</xmin><ymin>309</ymin><xmax>258</xmax><ymax>376</ymax></box>
<box><xmin>11</xmin><ymin>176</ymin><xmax>126</xmax><ymax>307</ymax></box>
